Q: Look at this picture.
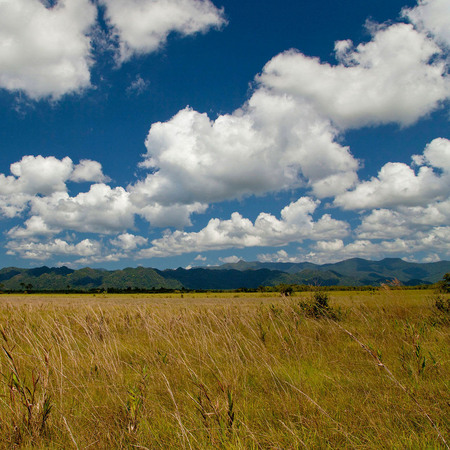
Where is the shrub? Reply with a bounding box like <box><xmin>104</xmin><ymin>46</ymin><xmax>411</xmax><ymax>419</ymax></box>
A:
<box><xmin>297</xmin><ymin>291</ymin><xmax>340</xmax><ymax>319</ymax></box>
<box><xmin>439</xmin><ymin>273</ymin><xmax>450</xmax><ymax>293</ymax></box>
<box><xmin>278</xmin><ymin>284</ymin><xmax>294</xmax><ymax>296</ymax></box>
<box><xmin>430</xmin><ymin>293</ymin><xmax>450</xmax><ymax>326</ymax></box>
<box><xmin>434</xmin><ymin>295</ymin><xmax>450</xmax><ymax>313</ymax></box>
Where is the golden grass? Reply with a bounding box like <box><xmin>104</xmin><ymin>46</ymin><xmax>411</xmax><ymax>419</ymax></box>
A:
<box><xmin>0</xmin><ymin>290</ymin><xmax>448</xmax><ymax>448</ymax></box>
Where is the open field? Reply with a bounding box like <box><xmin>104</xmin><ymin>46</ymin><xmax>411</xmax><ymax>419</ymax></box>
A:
<box><xmin>0</xmin><ymin>290</ymin><xmax>448</xmax><ymax>448</ymax></box>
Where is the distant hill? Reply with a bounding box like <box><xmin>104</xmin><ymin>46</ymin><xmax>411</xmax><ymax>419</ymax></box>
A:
<box><xmin>0</xmin><ymin>266</ymin><xmax>181</xmax><ymax>291</ymax></box>
<box><xmin>210</xmin><ymin>258</ymin><xmax>450</xmax><ymax>286</ymax></box>
<box><xmin>0</xmin><ymin>258</ymin><xmax>449</xmax><ymax>291</ymax></box>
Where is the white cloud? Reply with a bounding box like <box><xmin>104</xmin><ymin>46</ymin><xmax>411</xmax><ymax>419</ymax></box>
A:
<box><xmin>403</xmin><ymin>0</ymin><xmax>450</xmax><ymax>48</ymax></box>
<box><xmin>137</xmin><ymin>197</ymin><xmax>349</xmax><ymax>258</ymax></box>
<box><xmin>29</xmin><ymin>184</ymin><xmax>135</xmax><ymax>234</ymax></box>
<box><xmin>99</xmin><ymin>0</ymin><xmax>226</xmax><ymax>63</ymax></box>
<box><xmin>0</xmin><ymin>155</ymin><xmax>74</xmax><ymax>217</ymax></box>
<box><xmin>126</xmin><ymin>75</ymin><xmax>150</xmax><ymax>95</ymax></box>
<box><xmin>335</xmin><ymin>138</ymin><xmax>450</xmax><ymax>210</ymax></box>
<box><xmin>3</xmin><ymin>155</ymin><xmax>73</xmax><ymax>196</ymax></box>
<box><xmin>218</xmin><ymin>255</ymin><xmax>240</xmax><ymax>264</ymax></box>
<box><xmin>356</xmin><ymin>210</ymin><xmax>413</xmax><ymax>240</ymax></box>
<box><xmin>70</xmin><ymin>159</ymin><xmax>110</xmax><ymax>183</ymax></box>
<box><xmin>257</xmin><ymin>249</ymin><xmax>302</xmax><ymax>263</ymax></box>
<box><xmin>422</xmin><ymin>253</ymin><xmax>442</xmax><ymax>263</ymax></box>
<box><xmin>0</xmin><ymin>0</ymin><xmax>226</xmax><ymax>99</ymax></box>
<box><xmin>7</xmin><ymin>216</ymin><xmax>61</xmax><ymax>239</ymax></box>
<box><xmin>1</xmin><ymin>1</ymin><xmax>449</xmax><ymax>266</ymax></box>
<box><xmin>258</xmin><ymin>23</ymin><xmax>449</xmax><ymax>129</ymax></box>
<box><xmin>356</xmin><ymin>198</ymin><xmax>450</xmax><ymax>240</ymax></box>
<box><xmin>0</xmin><ymin>155</ymin><xmax>110</xmax><ymax>219</ymax></box>
<box><xmin>0</xmin><ymin>193</ymin><xmax>32</xmax><ymax>218</ymax></box>
<box><xmin>131</xmin><ymin>12</ymin><xmax>450</xmax><ymax>221</ymax></box>
<box><xmin>0</xmin><ymin>0</ymin><xmax>97</xmax><ymax>99</ymax></box>
<box><xmin>412</xmin><ymin>137</ymin><xmax>450</xmax><ymax>169</ymax></box>
<box><xmin>296</xmin><ymin>227</ymin><xmax>450</xmax><ymax>264</ymax></box>
<box><xmin>132</xmin><ymin>89</ymin><xmax>359</xmax><ymax>210</ymax></box>
<box><xmin>110</xmin><ymin>233</ymin><xmax>148</xmax><ymax>250</ymax></box>
<box><xmin>314</xmin><ymin>239</ymin><xmax>345</xmax><ymax>253</ymax></box>
<box><xmin>135</xmin><ymin>201</ymin><xmax>208</xmax><ymax>228</ymax></box>
<box><xmin>194</xmin><ymin>254</ymin><xmax>207</xmax><ymax>261</ymax></box>
<box><xmin>6</xmin><ymin>237</ymin><xmax>101</xmax><ymax>260</ymax></box>
<box><xmin>74</xmin><ymin>253</ymin><xmax>125</xmax><ymax>265</ymax></box>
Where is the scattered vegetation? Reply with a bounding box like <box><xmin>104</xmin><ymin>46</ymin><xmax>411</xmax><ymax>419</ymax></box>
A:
<box><xmin>438</xmin><ymin>272</ymin><xmax>450</xmax><ymax>293</ymax></box>
<box><xmin>295</xmin><ymin>290</ymin><xmax>342</xmax><ymax>319</ymax></box>
<box><xmin>0</xmin><ymin>289</ymin><xmax>448</xmax><ymax>448</ymax></box>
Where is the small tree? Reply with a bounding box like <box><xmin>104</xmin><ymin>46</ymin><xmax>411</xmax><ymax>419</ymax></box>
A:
<box><xmin>442</xmin><ymin>273</ymin><xmax>450</xmax><ymax>293</ymax></box>
<box><xmin>278</xmin><ymin>284</ymin><xmax>293</xmax><ymax>296</ymax></box>
<box><xmin>436</xmin><ymin>273</ymin><xmax>450</xmax><ymax>293</ymax></box>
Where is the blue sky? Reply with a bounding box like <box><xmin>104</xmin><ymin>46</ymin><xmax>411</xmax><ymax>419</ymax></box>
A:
<box><xmin>0</xmin><ymin>0</ymin><xmax>449</xmax><ymax>269</ymax></box>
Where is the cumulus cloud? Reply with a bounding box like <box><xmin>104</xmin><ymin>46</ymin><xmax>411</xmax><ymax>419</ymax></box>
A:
<box><xmin>258</xmin><ymin>23</ymin><xmax>449</xmax><ymax>129</ymax></box>
<box><xmin>0</xmin><ymin>155</ymin><xmax>110</xmax><ymax>219</ymax></box>
<box><xmin>0</xmin><ymin>0</ymin><xmax>226</xmax><ymax>99</ymax></box>
<box><xmin>137</xmin><ymin>197</ymin><xmax>349</xmax><ymax>258</ymax></box>
<box><xmin>314</xmin><ymin>239</ymin><xmax>345</xmax><ymax>253</ymax></box>
<box><xmin>0</xmin><ymin>155</ymin><xmax>73</xmax><ymax>217</ymax></box>
<box><xmin>110</xmin><ymin>233</ymin><xmax>148</xmax><ymax>250</ymax></box>
<box><xmin>135</xmin><ymin>201</ymin><xmax>208</xmax><ymax>228</ymax></box>
<box><xmin>131</xmin><ymin>12</ymin><xmax>450</xmax><ymax>221</ymax></box>
<box><xmin>132</xmin><ymin>89</ymin><xmax>359</xmax><ymax>209</ymax></box>
<box><xmin>412</xmin><ymin>137</ymin><xmax>450</xmax><ymax>169</ymax></box>
<box><xmin>99</xmin><ymin>0</ymin><xmax>226</xmax><ymax>63</ymax></box>
<box><xmin>1</xmin><ymin>1</ymin><xmax>449</xmax><ymax>266</ymax></box>
<box><xmin>7</xmin><ymin>216</ymin><xmax>61</xmax><ymax>239</ymax></box>
<box><xmin>29</xmin><ymin>184</ymin><xmax>135</xmax><ymax>234</ymax></box>
<box><xmin>356</xmin><ymin>198</ymin><xmax>450</xmax><ymax>240</ymax></box>
<box><xmin>295</xmin><ymin>229</ymin><xmax>450</xmax><ymax>264</ymax></box>
<box><xmin>218</xmin><ymin>255</ymin><xmax>241</xmax><ymax>264</ymax></box>
<box><xmin>2</xmin><ymin>155</ymin><xmax>73</xmax><ymax>196</ymax></box>
<box><xmin>70</xmin><ymin>159</ymin><xmax>110</xmax><ymax>183</ymax></box>
<box><xmin>257</xmin><ymin>249</ymin><xmax>302</xmax><ymax>263</ymax></box>
<box><xmin>0</xmin><ymin>193</ymin><xmax>33</xmax><ymax>219</ymax></box>
<box><xmin>403</xmin><ymin>0</ymin><xmax>450</xmax><ymax>48</ymax></box>
<box><xmin>0</xmin><ymin>0</ymin><xmax>97</xmax><ymax>99</ymax></box>
<box><xmin>6</xmin><ymin>237</ymin><xmax>101</xmax><ymax>260</ymax></box>
<box><xmin>335</xmin><ymin>138</ymin><xmax>450</xmax><ymax>210</ymax></box>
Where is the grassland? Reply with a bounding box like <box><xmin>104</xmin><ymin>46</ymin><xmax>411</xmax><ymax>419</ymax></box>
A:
<box><xmin>0</xmin><ymin>289</ymin><xmax>448</xmax><ymax>448</ymax></box>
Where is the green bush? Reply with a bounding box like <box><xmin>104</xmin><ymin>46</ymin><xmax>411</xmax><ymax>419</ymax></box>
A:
<box><xmin>278</xmin><ymin>284</ymin><xmax>294</xmax><ymax>296</ymax></box>
<box><xmin>297</xmin><ymin>291</ymin><xmax>340</xmax><ymax>319</ymax></box>
<box><xmin>441</xmin><ymin>273</ymin><xmax>450</xmax><ymax>293</ymax></box>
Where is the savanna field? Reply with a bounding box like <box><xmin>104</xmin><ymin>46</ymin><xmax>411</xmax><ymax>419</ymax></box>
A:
<box><xmin>0</xmin><ymin>289</ymin><xmax>448</xmax><ymax>449</ymax></box>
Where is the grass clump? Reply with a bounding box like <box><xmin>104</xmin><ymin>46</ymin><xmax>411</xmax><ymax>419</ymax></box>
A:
<box><xmin>0</xmin><ymin>339</ymin><xmax>52</xmax><ymax>445</ymax></box>
<box><xmin>430</xmin><ymin>293</ymin><xmax>450</xmax><ymax>325</ymax></box>
<box><xmin>297</xmin><ymin>290</ymin><xmax>341</xmax><ymax>319</ymax></box>
<box><xmin>434</xmin><ymin>294</ymin><xmax>450</xmax><ymax>313</ymax></box>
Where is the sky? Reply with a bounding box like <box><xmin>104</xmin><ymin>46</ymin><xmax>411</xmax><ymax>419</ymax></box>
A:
<box><xmin>0</xmin><ymin>0</ymin><xmax>449</xmax><ymax>270</ymax></box>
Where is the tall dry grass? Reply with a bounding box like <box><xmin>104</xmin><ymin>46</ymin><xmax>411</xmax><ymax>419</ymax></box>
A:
<box><xmin>0</xmin><ymin>290</ymin><xmax>448</xmax><ymax>448</ymax></box>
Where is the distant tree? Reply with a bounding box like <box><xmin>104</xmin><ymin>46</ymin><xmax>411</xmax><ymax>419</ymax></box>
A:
<box><xmin>441</xmin><ymin>273</ymin><xmax>450</xmax><ymax>293</ymax></box>
<box><xmin>278</xmin><ymin>284</ymin><xmax>293</xmax><ymax>296</ymax></box>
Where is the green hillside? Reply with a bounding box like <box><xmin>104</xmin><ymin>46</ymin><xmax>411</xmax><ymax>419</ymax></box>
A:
<box><xmin>0</xmin><ymin>258</ymin><xmax>448</xmax><ymax>291</ymax></box>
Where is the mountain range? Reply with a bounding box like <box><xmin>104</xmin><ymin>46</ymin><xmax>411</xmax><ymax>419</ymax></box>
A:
<box><xmin>0</xmin><ymin>258</ymin><xmax>449</xmax><ymax>291</ymax></box>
